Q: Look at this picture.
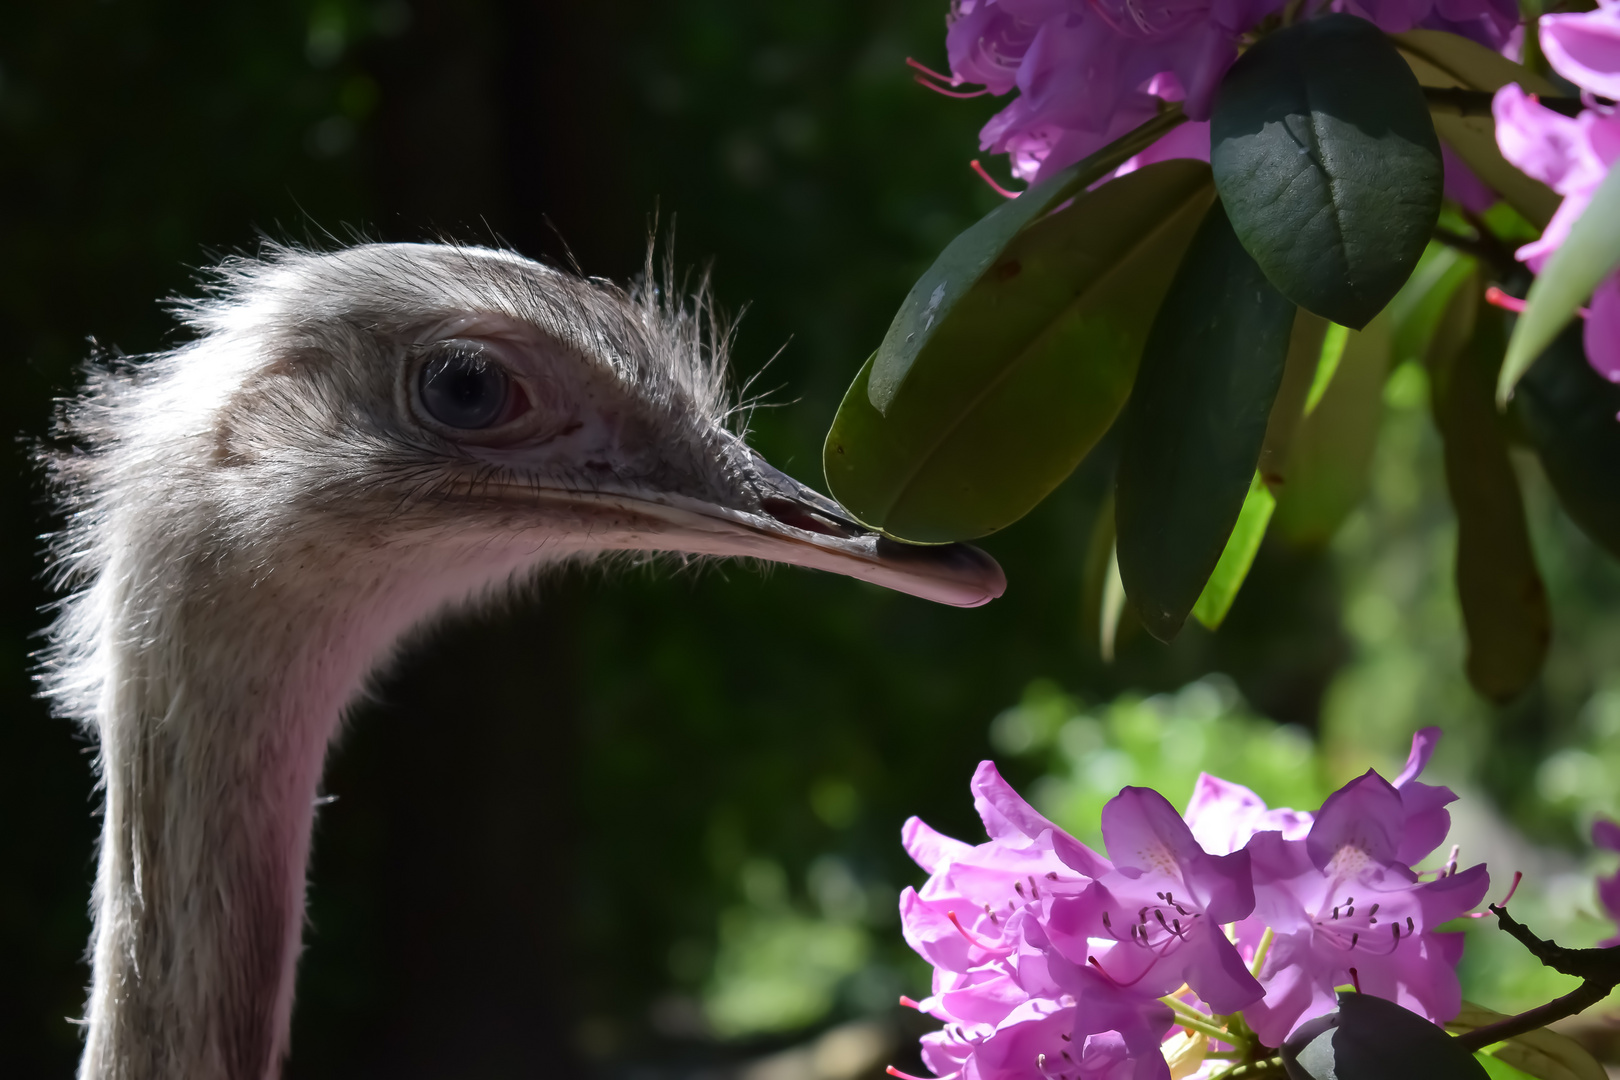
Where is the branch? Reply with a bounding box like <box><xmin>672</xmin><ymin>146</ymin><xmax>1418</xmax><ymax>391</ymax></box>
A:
<box><xmin>1423</xmin><ymin>87</ymin><xmax>1585</xmax><ymax>118</ymax></box>
<box><xmin>1453</xmin><ymin>905</ymin><xmax>1620</xmax><ymax>1052</ymax></box>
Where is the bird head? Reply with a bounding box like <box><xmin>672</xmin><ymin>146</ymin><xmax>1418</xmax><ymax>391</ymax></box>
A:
<box><xmin>77</xmin><ymin>243</ymin><xmax>1003</xmax><ymax>614</ymax></box>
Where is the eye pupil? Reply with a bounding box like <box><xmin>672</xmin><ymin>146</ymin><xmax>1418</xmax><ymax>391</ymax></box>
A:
<box><xmin>418</xmin><ymin>344</ymin><xmax>510</xmax><ymax>429</ymax></box>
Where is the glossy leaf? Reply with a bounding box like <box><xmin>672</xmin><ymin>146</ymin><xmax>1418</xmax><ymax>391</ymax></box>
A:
<box><xmin>1514</xmin><ymin>322</ymin><xmax>1620</xmax><ymax>562</ymax></box>
<box><xmin>1273</xmin><ymin>311</ymin><xmax>1393</xmax><ymax>546</ymax></box>
<box><xmin>1447</xmin><ymin>1001</ymin><xmax>1608</xmax><ymax>1080</ymax></box>
<box><xmin>1500</xmin><ymin>166</ymin><xmax>1620</xmax><ymax>404</ymax></box>
<box><xmin>1282</xmin><ymin>993</ymin><xmax>1490</xmax><ymax>1080</ymax></box>
<box><xmin>867</xmin><ymin>109</ymin><xmax>1189</xmax><ymax>411</ymax></box>
<box><xmin>1259</xmin><ymin>309</ymin><xmax>1332</xmax><ymax>492</ymax></box>
<box><xmin>1116</xmin><ymin>199</ymin><xmax>1297</xmax><ymax>642</ymax></box>
<box><xmin>824</xmin><ymin>161</ymin><xmax>1215</xmax><ymax>542</ymax></box>
<box><xmin>1190</xmin><ymin>473</ymin><xmax>1276</xmax><ymax>631</ymax></box>
<box><xmin>1432</xmin><ymin>302</ymin><xmax>1550</xmax><ymax>702</ymax></box>
<box><xmin>1395</xmin><ymin>30</ymin><xmax>1559</xmax><ymax>228</ymax></box>
<box><xmin>1211</xmin><ymin>14</ymin><xmax>1443</xmax><ymax>329</ymax></box>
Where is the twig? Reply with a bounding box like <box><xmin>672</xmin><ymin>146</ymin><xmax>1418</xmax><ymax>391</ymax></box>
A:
<box><xmin>1423</xmin><ymin>86</ymin><xmax>1584</xmax><ymax>118</ymax></box>
<box><xmin>1454</xmin><ymin>905</ymin><xmax>1620</xmax><ymax>1051</ymax></box>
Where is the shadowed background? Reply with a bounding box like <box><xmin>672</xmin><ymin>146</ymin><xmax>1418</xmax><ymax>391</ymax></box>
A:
<box><xmin>4</xmin><ymin>2</ymin><xmax>1616</xmax><ymax>1078</ymax></box>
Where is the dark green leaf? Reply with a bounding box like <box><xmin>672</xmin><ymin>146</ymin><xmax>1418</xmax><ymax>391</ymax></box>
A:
<box><xmin>1211</xmin><ymin>13</ymin><xmax>1443</xmax><ymax>328</ymax></box>
<box><xmin>1500</xmin><ymin>165</ymin><xmax>1620</xmax><ymax>404</ymax></box>
<box><xmin>1515</xmin><ymin>322</ymin><xmax>1620</xmax><ymax>563</ymax></box>
<box><xmin>868</xmin><ymin>109</ymin><xmax>1189</xmax><ymax>411</ymax></box>
<box><xmin>1282</xmin><ymin>993</ymin><xmax>1491</xmax><ymax>1080</ymax></box>
<box><xmin>1432</xmin><ymin>302</ymin><xmax>1550</xmax><ymax>702</ymax></box>
<box><xmin>1116</xmin><ymin>199</ymin><xmax>1297</xmax><ymax>642</ymax></box>
<box><xmin>1273</xmin><ymin>311</ymin><xmax>1393</xmax><ymax>546</ymax></box>
<box><xmin>823</xmin><ymin>161</ymin><xmax>1215</xmax><ymax>542</ymax></box>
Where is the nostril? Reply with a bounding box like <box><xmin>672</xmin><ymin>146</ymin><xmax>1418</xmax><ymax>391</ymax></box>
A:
<box><xmin>759</xmin><ymin>497</ymin><xmax>862</xmax><ymax>538</ymax></box>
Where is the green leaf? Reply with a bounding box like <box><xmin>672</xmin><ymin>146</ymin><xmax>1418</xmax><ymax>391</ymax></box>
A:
<box><xmin>1259</xmin><ymin>309</ymin><xmax>1332</xmax><ymax>491</ymax></box>
<box><xmin>1394</xmin><ymin>29</ymin><xmax>1560</xmax><ymax>228</ymax></box>
<box><xmin>1432</xmin><ymin>302</ymin><xmax>1551</xmax><ymax>702</ymax></box>
<box><xmin>1116</xmin><ymin>199</ymin><xmax>1297</xmax><ymax>642</ymax></box>
<box><xmin>1393</xmin><ymin>29</ymin><xmax>1556</xmax><ymax>98</ymax></box>
<box><xmin>823</xmin><ymin>161</ymin><xmax>1215</xmax><ymax>542</ymax></box>
<box><xmin>1282</xmin><ymin>993</ymin><xmax>1490</xmax><ymax>1080</ymax></box>
<box><xmin>1305</xmin><ymin>323</ymin><xmax>1351</xmax><ymax>416</ymax></box>
<box><xmin>1190</xmin><ymin>472</ymin><xmax>1276</xmax><ymax>630</ymax></box>
<box><xmin>1500</xmin><ymin>166</ymin><xmax>1620</xmax><ymax>404</ymax></box>
<box><xmin>1273</xmin><ymin>310</ymin><xmax>1394</xmax><ymax>546</ymax></box>
<box><xmin>1390</xmin><ymin>243</ymin><xmax>1479</xmax><ymax>367</ymax></box>
<box><xmin>1211</xmin><ymin>14</ymin><xmax>1443</xmax><ymax>329</ymax></box>
<box><xmin>1514</xmin><ymin>322</ymin><xmax>1620</xmax><ymax>563</ymax></box>
<box><xmin>1080</xmin><ymin>493</ymin><xmax>1118</xmax><ymax>659</ymax></box>
<box><xmin>1447</xmin><ymin>1001</ymin><xmax>1608</xmax><ymax>1080</ymax></box>
<box><xmin>868</xmin><ymin>108</ymin><xmax>1189</xmax><ymax>412</ymax></box>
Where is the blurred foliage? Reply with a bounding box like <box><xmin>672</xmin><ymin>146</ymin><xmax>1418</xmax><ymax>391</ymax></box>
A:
<box><xmin>2</xmin><ymin>2</ymin><xmax>1618</xmax><ymax>1079</ymax></box>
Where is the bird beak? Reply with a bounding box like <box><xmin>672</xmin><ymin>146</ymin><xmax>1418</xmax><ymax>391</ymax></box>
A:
<box><xmin>514</xmin><ymin>443</ymin><xmax>1006</xmax><ymax>608</ymax></box>
<box><xmin>712</xmin><ymin>446</ymin><xmax>1008</xmax><ymax>608</ymax></box>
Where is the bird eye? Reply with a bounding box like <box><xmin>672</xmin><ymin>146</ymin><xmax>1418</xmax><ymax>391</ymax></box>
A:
<box><xmin>415</xmin><ymin>341</ymin><xmax>524</xmax><ymax>430</ymax></box>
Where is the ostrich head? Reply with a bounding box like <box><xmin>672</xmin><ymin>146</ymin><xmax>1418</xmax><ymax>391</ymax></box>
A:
<box><xmin>43</xmin><ymin>243</ymin><xmax>1003</xmax><ymax>1080</ymax></box>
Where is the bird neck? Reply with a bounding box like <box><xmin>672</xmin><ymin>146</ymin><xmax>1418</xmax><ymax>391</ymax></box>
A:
<box><xmin>74</xmin><ymin>537</ymin><xmax>489</xmax><ymax>1080</ymax></box>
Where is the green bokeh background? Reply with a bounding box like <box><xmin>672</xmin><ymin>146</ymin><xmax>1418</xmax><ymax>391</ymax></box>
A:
<box><xmin>2</xmin><ymin>2</ymin><xmax>1617</xmax><ymax>1077</ymax></box>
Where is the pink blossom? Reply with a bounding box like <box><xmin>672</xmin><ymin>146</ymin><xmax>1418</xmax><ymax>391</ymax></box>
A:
<box><xmin>1240</xmin><ymin>770</ymin><xmax>1488</xmax><ymax>1046</ymax></box>
<box><xmin>940</xmin><ymin>0</ymin><xmax>1517</xmax><ymax>186</ymax></box>
<box><xmin>1493</xmin><ymin>1</ymin><xmax>1620</xmax><ymax>383</ymax></box>
<box><xmin>1594</xmin><ymin>818</ymin><xmax>1620</xmax><ymax>948</ymax></box>
<box><xmin>1041</xmin><ymin>787</ymin><xmax>1264</xmax><ymax>1024</ymax></box>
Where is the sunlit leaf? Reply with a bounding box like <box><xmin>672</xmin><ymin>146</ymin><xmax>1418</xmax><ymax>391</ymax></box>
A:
<box><xmin>1432</xmin><ymin>301</ymin><xmax>1551</xmax><ymax>702</ymax></box>
<box><xmin>824</xmin><ymin>161</ymin><xmax>1215</xmax><ymax>542</ymax></box>
<box><xmin>1080</xmin><ymin>493</ymin><xmax>1118</xmax><ymax>660</ymax></box>
<box><xmin>1393</xmin><ymin>29</ymin><xmax>1556</xmax><ymax>97</ymax></box>
<box><xmin>1447</xmin><ymin>1001</ymin><xmax>1608</xmax><ymax>1080</ymax></box>
<box><xmin>867</xmin><ymin>109</ymin><xmax>1188</xmax><ymax>411</ymax></box>
<box><xmin>1259</xmin><ymin>309</ymin><xmax>1331</xmax><ymax>492</ymax></box>
<box><xmin>1514</xmin><ymin>322</ymin><xmax>1620</xmax><ymax>562</ymax></box>
<box><xmin>1389</xmin><ymin>243</ymin><xmax>1479</xmax><ymax>366</ymax></box>
<box><xmin>1273</xmin><ymin>311</ymin><xmax>1393</xmax><ymax>546</ymax></box>
<box><xmin>1190</xmin><ymin>473</ymin><xmax>1276</xmax><ymax>631</ymax></box>
<box><xmin>1282</xmin><ymin>993</ymin><xmax>1490</xmax><ymax>1080</ymax></box>
<box><xmin>1304</xmin><ymin>324</ymin><xmax>1351</xmax><ymax>416</ymax></box>
<box><xmin>1116</xmin><ymin>199</ymin><xmax>1296</xmax><ymax>642</ymax></box>
<box><xmin>1211</xmin><ymin>14</ymin><xmax>1442</xmax><ymax>328</ymax></box>
<box><xmin>1500</xmin><ymin>166</ymin><xmax>1620</xmax><ymax>404</ymax></box>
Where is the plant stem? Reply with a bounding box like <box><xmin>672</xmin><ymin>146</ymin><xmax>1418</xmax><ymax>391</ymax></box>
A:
<box><xmin>1251</xmin><ymin>926</ymin><xmax>1276</xmax><ymax>978</ymax></box>
<box><xmin>1422</xmin><ymin>86</ymin><xmax>1582</xmax><ymax>118</ymax></box>
<box><xmin>1454</xmin><ymin>905</ymin><xmax>1620</xmax><ymax>1051</ymax></box>
<box><xmin>1210</xmin><ymin>1055</ymin><xmax>1287</xmax><ymax>1080</ymax></box>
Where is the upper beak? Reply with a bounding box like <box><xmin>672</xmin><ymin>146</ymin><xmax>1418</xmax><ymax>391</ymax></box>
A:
<box><xmin>516</xmin><ymin>445</ymin><xmax>1006</xmax><ymax>608</ymax></box>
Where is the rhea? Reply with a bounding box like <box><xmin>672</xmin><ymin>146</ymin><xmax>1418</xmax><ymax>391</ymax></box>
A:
<box><xmin>40</xmin><ymin>243</ymin><xmax>1004</xmax><ymax>1080</ymax></box>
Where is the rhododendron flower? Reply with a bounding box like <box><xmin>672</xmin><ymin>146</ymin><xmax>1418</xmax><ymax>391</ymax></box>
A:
<box><xmin>1240</xmin><ymin>770</ymin><xmax>1488</xmax><ymax>1046</ymax></box>
<box><xmin>898</xmin><ymin>734</ymin><xmax>1486</xmax><ymax>1080</ymax></box>
<box><xmin>939</xmin><ymin>0</ymin><xmax>1519</xmax><ymax>185</ymax></box>
<box><xmin>1594</xmin><ymin>818</ymin><xmax>1620</xmax><ymax>948</ymax></box>
<box><xmin>1493</xmin><ymin>0</ymin><xmax>1620</xmax><ymax>382</ymax></box>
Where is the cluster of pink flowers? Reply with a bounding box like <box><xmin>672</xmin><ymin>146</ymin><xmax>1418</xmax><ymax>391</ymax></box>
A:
<box><xmin>1493</xmin><ymin>0</ymin><xmax>1620</xmax><ymax>383</ymax></box>
<box><xmin>930</xmin><ymin>0</ymin><xmax>1517</xmax><ymax>186</ymax></box>
<box><xmin>896</xmin><ymin>729</ymin><xmax>1490</xmax><ymax>1080</ymax></box>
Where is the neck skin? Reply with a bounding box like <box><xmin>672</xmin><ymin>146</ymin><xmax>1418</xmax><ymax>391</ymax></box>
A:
<box><xmin>75</xmin><ymin>529</ymin><xmax>538</xmax><ymax>1080</ymax></box>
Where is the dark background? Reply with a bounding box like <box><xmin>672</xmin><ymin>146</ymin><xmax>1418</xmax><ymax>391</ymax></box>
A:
<box><xmin>1</xmin><ymin>1</ymin><xmax>1541</xmax><ymax>1076</ymax></box>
